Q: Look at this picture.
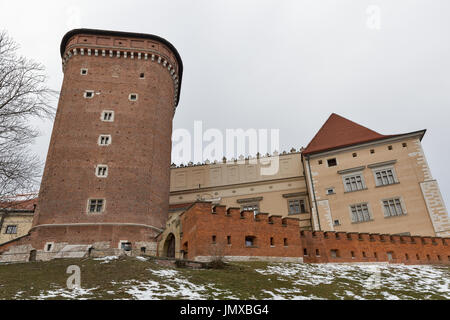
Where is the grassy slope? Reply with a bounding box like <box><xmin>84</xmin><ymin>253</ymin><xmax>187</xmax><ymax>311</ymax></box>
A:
<box><xmin>0</xmin><ymin>257</ymin><xmax>448</xmax><ymax>300</ymax></box>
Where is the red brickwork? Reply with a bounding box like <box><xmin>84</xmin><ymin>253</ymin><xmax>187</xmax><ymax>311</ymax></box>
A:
<box><xmin>180</xmin><ymin>202</ymin><xmax>303</xmax><ymax>260</ymax></box>
<box><xmin>27</xmin><ymin>29</ymin><xmax>182</xmax><ymax>249</ymax></box>
<box><xmin>179</xmin><ymin>202</ymin><xmax>450</xmax><ymax>264</ymax></box>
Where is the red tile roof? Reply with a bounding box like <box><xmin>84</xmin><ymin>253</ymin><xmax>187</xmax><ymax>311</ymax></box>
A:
<box><xmin>0</xmin><ymin>197</ymin><xmax>38</xmax><ymax>211</ymax></box>
<box><xmin>302</xmin><ymin>113</ymin><xmax>424</xmax><ymax>155</ymax></box>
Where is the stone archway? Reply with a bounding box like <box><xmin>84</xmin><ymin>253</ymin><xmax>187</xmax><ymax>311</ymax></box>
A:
<box><xmin>163</xmin><ymin>233</ymin><xmax>176</xmax><ymax>258</ymax></box>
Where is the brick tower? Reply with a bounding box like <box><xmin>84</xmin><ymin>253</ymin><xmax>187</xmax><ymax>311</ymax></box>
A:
<box><xmin>28</xmin><ymin>29</ymin><xmax>183</xmax><ymax>256</ymax></box>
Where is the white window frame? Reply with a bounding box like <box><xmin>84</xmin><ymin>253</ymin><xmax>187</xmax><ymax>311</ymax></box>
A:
<box><xmin>95</xmin><ymin>165</ymin><xmax>108</xmax><ymax>178</ymax></box>
<box><xmin>101</xmin><ymin>110</ymin><xmax>114</xmax><ymax>122</ymax></box>
<box><xmin>84</xmin><ymin>90</ymin><xmax>94</xmax><ymax>99</ymax></box>
<box><xmin>381</xmin><ymin>197</ymin><xmax>407</xmax><ymax>217</ymax></box>
<box><xmin>349</xmin><ymin>202</ymin><xmax>373</xmax><ymax>223</ymax></box>
<box><xmin>44</xmin><ymin>242</ymin><xmax>55</xmax><ymax>252</ymax></box>
<box><xmin>241</xmin><ymin>203</ymin><xmax>259</xmax><ymax>215</ymax></box>
<box><xmin>80</xmin><ymin>68</ymin><xmax>88</xmax><ymax>75</ymax></box>
<box><xmin>128</xmin><ymin>93</ymin><xmax>138</xmax><ymax>101</ymax></box>
<box><xmin>342</xmin><ymin>172</ymin><xmax>366</xmax><ymax>192</ymax></box>
<box><xmin>98</xmin><ymin>135</ymin><xmax>112</xmax><ymax>146</ymax></box>
<box><xmin>326</xmin><ymin>187</ymin><xmax>335</xmax><ymax>195</ymax></box>
<box><xmin>372</xmin><ymin>165</ymin><xmax>398</xmax><ymax>187</ymax></box>
<box><xmin>87</xmin><ymin>198</ymin><xmax>105</xmax><ymax>214</ymax></box>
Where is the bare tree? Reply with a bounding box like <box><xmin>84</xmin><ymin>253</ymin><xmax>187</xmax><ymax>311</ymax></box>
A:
<box><xmin>0</xmin><ymin>30</ymin><xmax>55</xmax><ymax>205</ymax></box>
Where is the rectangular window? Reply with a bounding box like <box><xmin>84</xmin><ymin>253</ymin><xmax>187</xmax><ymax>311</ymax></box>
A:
<box><xmin>374</xmin><ymin>168</ymin><xmax>397</xmax><ymax>186</ymax></box>
<box><xmin>270</xmin><ymin>237</ymin><xmax>274</xmax><ymax>246</ymax></box>
<box><xmin>129</xmin><ymin>93</ymin><xmax>138</xmax><ymax>101</ymax></box>
<box><xmin>343</xmin><ymin>174</ymin><xmax>365</xmax><ymax>192</ymax></box>
<box><xmin>227</xmin><ymin>236</ymin><xmax>231</xmax><ymax>245</ymax></box>
<box><xmin>283</xmin><ymin>238</ymin><xmax>288</xmax><ymax>246</ymax></box>
<box><xmin>288</xmin><ymin>199</ymin><xmax>306</xmax><ymax>215</ymax></box>
<box><xmin>330</xmin><ymin>249</ymin><xmax>339</xmax><ymax>258</ymax></box>
<box><xmin>327</xmin><ymin>158</ymin><xmax>337</xmax><ymax>167</ymax></box>
<box><xmin>88</xmin><ymin>199</ymin><xmax>104</xmax><ymax>213</ymax></box>
<box><xmin>383</xmin><ymin>197</ymin><xmax>406</xmax><ymax>217</ymax></box>
<box><xmin>80</xmin><ymin>68</ymin><xmax>88</xmax><ymax>75</ymax></box>
<box><xmin>96</xmin><ymin>165</ymin><xmax>108</xmax><ymax>177</ymax></box>
<box><xmin>84</xmin><ymin>90</ymin><xmax>94</xmax><ymax>99</ymax></box>
<box><xmin>101</xmin><ymin>110</ymin><xmax>114</xmax><ymax>122</ymax></box>
<box><xmin>5</xmin><ymin>225</ymin><xmax>17</xmax><ymax>234</ymax></box>
<box><xmin>350</xmin><ymin>203</ymin><xmax>372</xmax><ymax>223</ymax></box>
<box><xmin>242</xmin><ymin>203</ymin><xmax>259</xmax><ymax>215</ymax></box>
<box><xmin>245</xmin><ymin>236</ymin><xmax>255</xmax><ymax>247</ymax></box>
<box><xmin>98</xmin><ymin>135</ymin><xmax>111</xmax><ymax>146</ymax></box>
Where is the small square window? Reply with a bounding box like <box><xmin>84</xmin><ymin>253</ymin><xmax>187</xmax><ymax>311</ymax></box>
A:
<box><xmin>121</xmin><ymin>242</ymin><xmax>132</xmax><ymax>251</ymax></box>
<box><xmin>370</xmin><ymin>149</ymin><xmax>375</xmax><ymax>154</ymax></box>
<box><xmin>88</xmin><ymin>199</ymin><xmax>104</xmax><ymax>213</ymax></box>
<box><xmin>98</xmin><ymin>135</ymin><xmax>111</xmax><ymax>146</ymax></box>
<box><xmin>326</xmin><ymin>188</ymin><xmax>335</xmax><ymax>195</ymax></box>
<box><xmin>245</xmin><ymin>236</ymin><xmax>255</xmax><ymax>247</ymax></box>
<box><xmin>129</xmin><ymin>93</ymin><xmax>138</xmax><ymax>101</ymax></box>
<box><xmin>327</xmin><ymin>158</ymin><xmax>337</xmax><ymax>167</ymax></box>
<box><xmin>352</xmin><ymin>153</ymin><xmax>357</xmax><ymax>157</ymax></box>
<box><xmin>330</xmin><ymin>249</ymin><xmax>339</xmax><ymax>258</ymax></box>
<box><xmin>318</xmin><ymin>160</ymin><xmax>323</xmax><ymax>165</ymax></box>
<box><xmin>139</xmin><ymin>73</ymin><xmax>145</xmax><ymax>79</ymax></box>
<box><xmin>101</xmin><ymin>110</ymin><xmax>114</xmax><ymax>122</ymax></box>
<box><xmin>333</xmin><ymin>219</ymin><xmax>340</xmax><ymax>226</ymax></box>
<box><xmin>84</xmin><ymin>90</ymin><xmax>94</xmax><ymax>99</ymax></box>
<box><xmin>96</xmin><ymin>165</ymin><xmax>108</xmax><ymax>177</ymax></box>
<box><xmin>402</xmin><ymin>143</ymin><xmax>407</xmax><ymax>148</ymax></box>
<box><xmin>388</xmin><ymin>145</ymin><xmax>393</xmax><ymax>150</ymax></box>
<box><xmin>80</xmin><ymin>68</ymin><xmax>88</xmax><ymax>75</ymax></box>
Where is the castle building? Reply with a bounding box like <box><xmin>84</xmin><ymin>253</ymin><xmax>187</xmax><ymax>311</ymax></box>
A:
<box><xmin>0</xmin><ymin>28</ymin><xmax>183</xmax><ymax>260</ymax></box>
<box><xmin>0</xmin><ymin>29</ymin><xmax>449</xmax><ymax>264</ymax></box>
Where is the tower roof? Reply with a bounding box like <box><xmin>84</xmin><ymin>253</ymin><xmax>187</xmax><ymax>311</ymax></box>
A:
<box><xmin>302</xmin><ymin>113</ymin><xmax>425</xmax><ymax>155</ymax></box>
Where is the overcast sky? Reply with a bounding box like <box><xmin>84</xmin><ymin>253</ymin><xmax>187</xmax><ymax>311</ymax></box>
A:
<box><xmin>1</xmin><ymin>0</ymin><xmax>449</xmax><ymax>207</ymax></box>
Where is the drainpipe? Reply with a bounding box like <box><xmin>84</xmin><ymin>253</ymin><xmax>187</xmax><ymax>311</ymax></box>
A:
<box><xmin>306</xmin><ymin>155</ymin><xmax>321</xmax><ymax>231</ymax></box>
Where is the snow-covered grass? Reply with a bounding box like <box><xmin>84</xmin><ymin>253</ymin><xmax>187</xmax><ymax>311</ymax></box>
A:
<box><xmin>0</xmin><ymin>257</ymin><xmax>448</xmax><ymax>300</ymax></box>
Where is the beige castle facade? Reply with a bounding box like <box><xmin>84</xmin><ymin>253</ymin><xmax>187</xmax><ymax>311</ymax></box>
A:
<box><xmin>1</xmin><ymin>114</ymin><xmax>449</xmax><ymax>247</ymax></box>
<box><xmin>167</xmin><ymin>113</ymin><xmax>450</xmax><ymax>241</ymax></box>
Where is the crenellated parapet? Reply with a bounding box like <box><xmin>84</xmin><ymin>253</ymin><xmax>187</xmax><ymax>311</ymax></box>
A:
<box><xmin>60</xmin><ymin>29</ymin><xmax>183</xmax><ymax>110</ymax></box>
<box><xmin>174</xmin><ymin>202</ymin><xmax>450</xmax><ymax>264</ymax></box>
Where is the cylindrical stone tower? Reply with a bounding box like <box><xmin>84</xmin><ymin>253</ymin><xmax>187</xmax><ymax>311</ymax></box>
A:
<box><xmin>31</xmin><ymin>29</ymin><xmax>183</xmax><ymax>254</ymax></box>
